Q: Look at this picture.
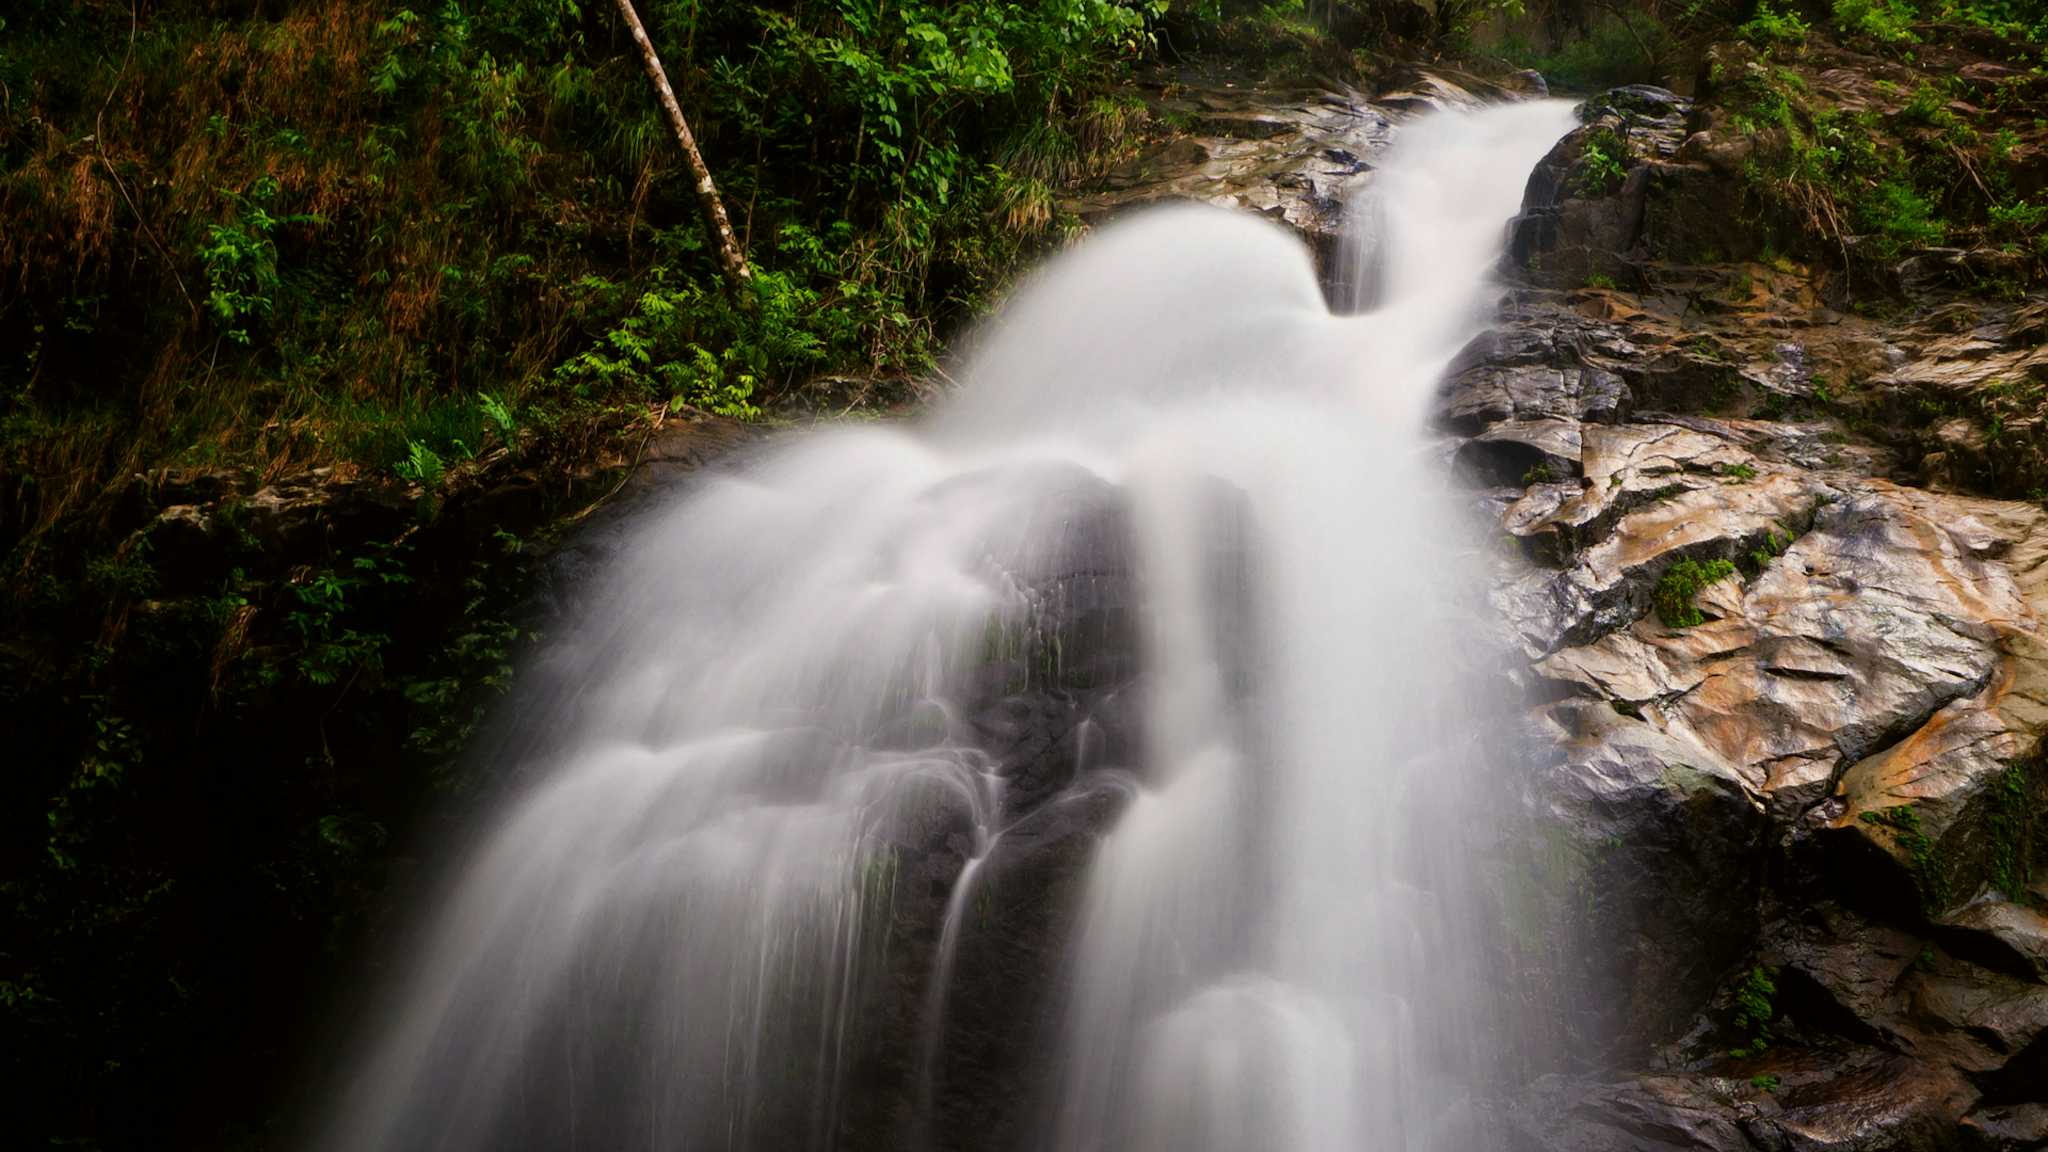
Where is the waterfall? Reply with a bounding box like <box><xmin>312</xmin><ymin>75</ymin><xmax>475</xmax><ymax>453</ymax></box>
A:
<box><xmin>316</xmin><ymin>99</ymin><xmax>1576</xmax><ymax>1152</ymax></box>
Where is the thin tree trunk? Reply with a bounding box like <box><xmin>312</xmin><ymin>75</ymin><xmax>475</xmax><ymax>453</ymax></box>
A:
<box><xmin>612</xmin><ymin>0</ymin><xmax>752</xmax><ymax>291</ymax></box>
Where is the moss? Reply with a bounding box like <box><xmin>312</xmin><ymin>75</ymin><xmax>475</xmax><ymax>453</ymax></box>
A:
<box><xmin>1987</xmin><ymin>761</ymin><xmax>2036</xmax><ymax>900</ymax></box>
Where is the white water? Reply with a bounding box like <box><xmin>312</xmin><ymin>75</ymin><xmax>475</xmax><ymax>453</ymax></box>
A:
<box><xmin>317</xmin><ymin>99</ymin><xmax>1574</xmax><ymax>1152</ymax></box>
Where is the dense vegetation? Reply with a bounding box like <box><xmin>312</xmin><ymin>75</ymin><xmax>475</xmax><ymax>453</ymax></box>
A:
<box><xmin>0</xmin><ymin>0</ymin><xmax>1164</xmax><ymax>514</ymax></box>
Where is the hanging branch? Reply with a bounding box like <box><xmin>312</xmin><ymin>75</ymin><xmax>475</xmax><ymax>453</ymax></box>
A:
<box><xmin>611</xmin><ymin>0</ymin><xmax>753</xmax><ymax>292</ymax></box>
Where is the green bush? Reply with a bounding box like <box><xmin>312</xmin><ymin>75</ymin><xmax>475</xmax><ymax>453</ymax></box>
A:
<box><xmin>1861</xmin><ymin>178</ymin><xmax>1948</xmax><ymax>257</ymax></box>
<box><xmin>1573</xmin><ymin>127</ymin><xmax>1631</xmax><ymax>197</ymax></box>
<box><xmin>1739</xmin><ymin>1</ymin><xmax>1812</xmax><ymax>44</ymax></box>
<box><xmin>1654</xmin><ymin>558</ymin><xmax>1739</xmax><ymax>628</ymax></box>
<box><xmin>1834</xmin><ymin>0</ymin><xmax>1921</xmax><ymax>41</ymax></box>
<box><xmin>1728</xmin><ymin>964</ymin><xmax>1779</xmax><ymax>1058</ymax></box>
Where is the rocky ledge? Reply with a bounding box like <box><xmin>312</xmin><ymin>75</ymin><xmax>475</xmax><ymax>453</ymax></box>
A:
<box><xmin>1462</xmin><ymin>80</ymin><xmax>2047</xmax><ymax>1152</ymax></box>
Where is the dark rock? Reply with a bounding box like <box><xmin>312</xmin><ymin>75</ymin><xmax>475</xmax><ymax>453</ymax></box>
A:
<box><xmin>1961</xmin><ymin>1101</ymin><xmax>2048</xmax><ymax>1149</ymax></box>
<box><xmin>1440</xmin><ymin>363</ymin><xmax>1631</xmax><ymax>433</ymax></box>
<box><xmin>1457</xmin><ymin>418</ymin><xmax>1586</xmax><ymax>486</ymax></box>
<box><xmin>1507</xmin><ymin>1072</ymin><xmax>1766</xmax><ymax>1152</ymax></box>
<box><xmin>1942</xmin><ymin>899</ymin><xmax>2048</xmax><ymax>984</ymax></box>
<box><xmin>1519</xmin><ymin>700</ymin><xmax>1768</xmax><ymax>1060</ymax></box>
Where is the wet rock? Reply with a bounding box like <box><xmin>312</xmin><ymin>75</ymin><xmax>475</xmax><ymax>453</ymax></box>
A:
<box><xmin>1440</xmin><ymin>363</ymin><xmax>1631</xmax><ymax>433</ymax></box>
<box><xmin>1765</xmin><ymin>1051</ymin><xmax>1978</xmax><ymax>1151</ymax></box>
<box><xmin>1943</xmin><ymin>898</ymin><xmax>2048</xmax><ymax>983</ymax></box>
<box><xmin>1678</xmin><ymin>130</ymin><xmax>1755</xmax><ymax>177</ymax></box>
<box><xmin>1499</xmin><ymin>470</ymin><xmax>1822</xmax><ymax>655</ymax></box>
<box><xmin>1510</xmin><ymin>1049</ymin><xmax>1980</xmax><ymax>1152</ymax></box>
<box><xmin>1521</xmin><ymin>700</ymin><xmax>1766</xmax><ymax>1059</ymax></box>
<box><xmin>1540</xmin><ymin>487</ymin><xmax>2019</xmax><ymax>810</ymax></box>
<box><xmin>1067</xmin><ymin>81</ymin><xmax>1397</xmax><ymax>271</ymax></box>
<box><xmin>1507</xmin><ymin>1071</ymin><xmax>1767</xmax><ymax>1151</ymax></box>
<box><xmin>1458</xmin><ymin>418</ymin><xmax>1586</xmax><ymax>486</ymax></box>
<box><xmin>1961</xmin><ymin>1101</ymin><xmax>2048</xmax><ymax>1148</ymax></box>
<box><xmin>1507</xmin><ymin>88</ymin><xmax>1696</xmax><ymax>287</ymax></box>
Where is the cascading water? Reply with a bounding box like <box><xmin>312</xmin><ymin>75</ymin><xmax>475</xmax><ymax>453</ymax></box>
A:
<box><xmin>316</xmin><ymin>97</ymin><xmax>1576</xmax><ymax>1152</ymax></box>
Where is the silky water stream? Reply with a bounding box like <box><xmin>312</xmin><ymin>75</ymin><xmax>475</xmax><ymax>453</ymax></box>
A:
<box><xmin>318</xmin><ymin>98</ymin><xmax>1579</xmax><ymax>1152</ymax></box>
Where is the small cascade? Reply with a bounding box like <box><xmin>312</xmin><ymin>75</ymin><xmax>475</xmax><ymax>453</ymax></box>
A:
<box><xmin>316</xmin><ymin>97</ymin><xmax>1576</xmax><ymax>1152</ymax></box>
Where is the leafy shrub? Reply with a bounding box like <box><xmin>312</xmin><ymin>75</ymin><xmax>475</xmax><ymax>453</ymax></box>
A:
<box><xmin>1739</xmin><ymin>1</ymin><xmax>1812</xmax><ymax>44</ymax></box>
<box><xmin>1573</xmin><ymin>128</ymin><xmax>1631</xmax><ymax>197</ymax></box>
<box><xmin>198</xmin><ymin>176</ymin><xmax>318</xmax><ymax>347</ymax></box>
<box><xmin>1654</xmin><ymin>558</ymin><xmax>1738</xmax><ymax>628</ymax></box>
<box><xmin>1729</xmin><ymin>964</ymin><xmax>1778</xmax><ymax>1058</ymax></box>
<box><xmin>478</xmin><ymin>392</ymin><xmax>518</xmax><ymax>443</ymax></box>
<box><xmin>1860</xmin><ymin>803</ymin><xmax>1950</xmax><ymax>911</ymax></box>
<box><xmin>1834</xmin><ymin>0</ymin><xmax>1920</xmax><ymax>41</ymax></box>
<box><xmin>1899</xmin><ymin>81</ymin><xmax>1957</xmax><ymax>127</ymax></box>
<box><xmin>1860</xmin><ymin>178</ymin><xmax>1948</xmax><ymax>257</ymax></box>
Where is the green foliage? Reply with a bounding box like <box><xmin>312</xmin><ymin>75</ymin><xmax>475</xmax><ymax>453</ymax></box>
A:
<box><xmin>1522</xmin><ymin>461</ymin><xmax>1557</xmax><ymax>485</ymax></box>
<box><xmin>1729</xmin><ymin>964</ymin><xmax>1778</xmax><ymax>1057</ymax></box>
<box><xmin>1719</xmin><ymin>462</ymin><xmax>1760</xmax><ymax>482</ymax></box>
<box><xmin>478</xmin><ymin>391</ymin><xmax>518</xmax><ymax>442</ymax></box>
<box><xmin>2</xmin><ymin>0</ymin><xmax>1178</xmax><ymax>522</ymax></box>
<box><xmin>398</xmin><ymin>534</ymin><xmax>529</xmax><ymax>782</ymax></box>
<box><xmin>1573</xmin><ymin>127</ymin><xmax>1630</xmax><ymax>197</ymax></box>
<box><xmin>1654</xmin><ymin>558</ymin><xmax>1738</xmax><ymax>628</ymax></box>
<box><xmin>1930</xmin><ymin>0</ymin><xmax>2048</xmax><ymax>39</ymax></box>
<box><xmin>1860</xmin><ymin>804</ymin><xmax>1951</xmax><ymax>913</ymax></box>
<box><xmin>85</xmin><ymin>538</ymin><xmax>157</xmax><ymax>600</ymax></box>
<box><xmin>552</xmin><ymin>264</ymin><xmax>846</xmax><ymax>420</ymax></box>
<box><xmin>1900</xmin><ymin>81</ymin><xmax>1957</xmax><ymax>127</ymax></box>
<box><xmin>1725</xmin><ymin>62</ymin><xmax>1986</xmax><ymax>266</ymax></box>
<box><xmin>1750</xmin><ymin>1073</ymin><xmax>1782</xmax><ymax>1092</ymax></box>
<box><xmin>1834</xmin><ymin>0</ymin><xmax>1921</xmax><ymax>42</ymax></box>
<box><xmin>1861</xmin><ymin>178</ymin><xmax>1948</xmax><ymax>256</ymax></box>
<box><xmin>1748</xmin><ymin>526</ymin><xmax>1790</xmax><ymax>573</ymax></box>
<box><xmin>198</xmin><ymin>176</ymin><xmax>319</xmax><ymax>347</ymax></box>
<box><xmin>1740</xmin><ymin>1</ymin><xmax>1812</xmax><ymax>45</ymax></box>
<box><xmin>394</xmin><ymin>440</ymin><xmax>447</xmax><ymax>488</ymax></box>
<box><xmin>1497</xmin><ymin>12</ymin><xmax>1669</xmax><ymax>89</ymax></box>
<box><xmin>286</xmin><ymin>555</ymin><xmax>408</xmax><ymax>686</ymax></box>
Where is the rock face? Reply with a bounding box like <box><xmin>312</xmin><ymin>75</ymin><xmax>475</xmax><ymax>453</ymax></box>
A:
<box><xmin>1066</xmin><ymin>69</ymin><xmax>1498</xmax><ymax>278</ymax></box>
<box><xmin>1468</xmin><ymin>82</ymin><xmax>2048</xmax><ymax>1152</ymax></box>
